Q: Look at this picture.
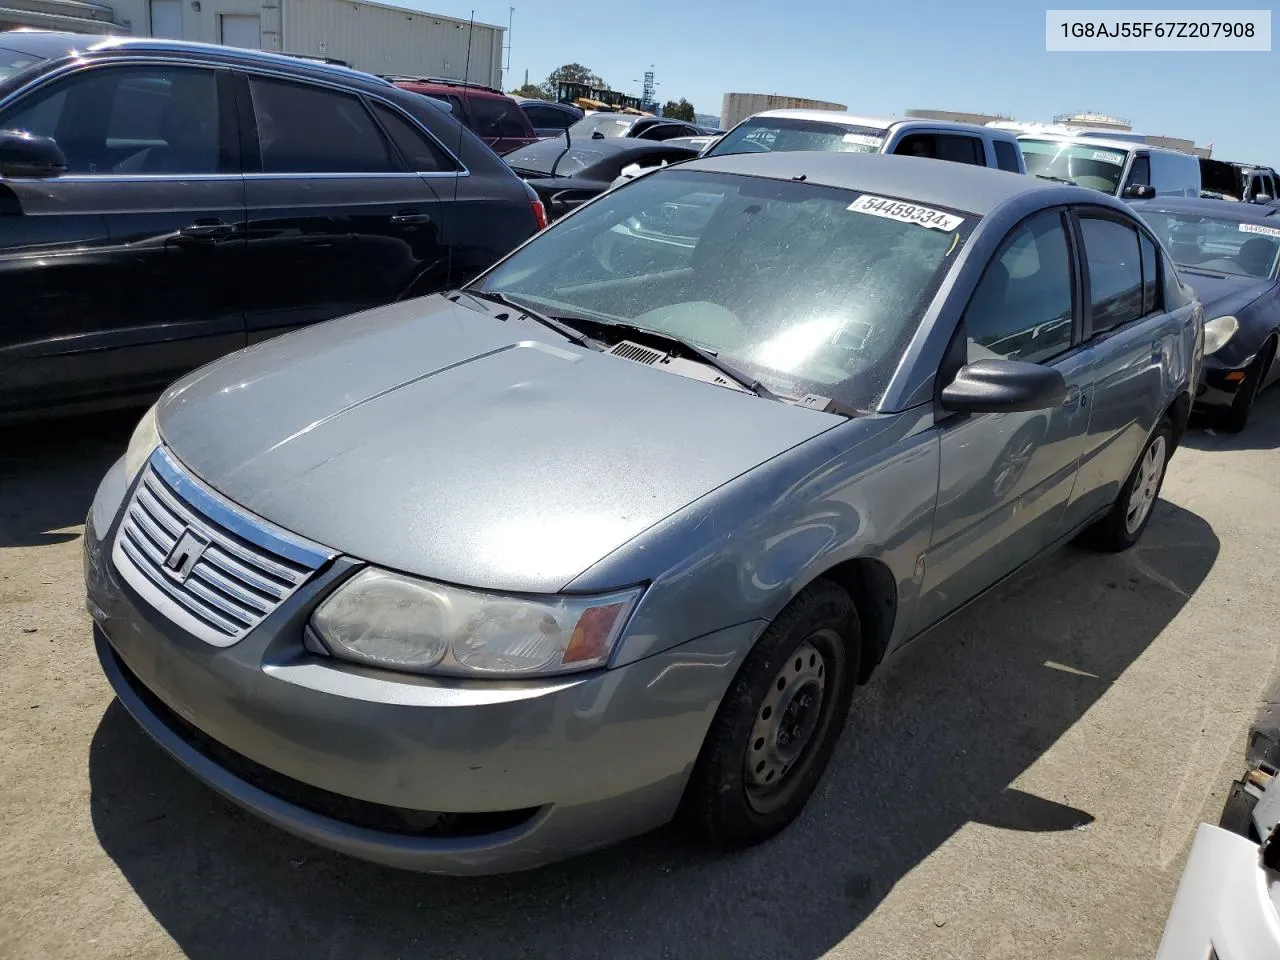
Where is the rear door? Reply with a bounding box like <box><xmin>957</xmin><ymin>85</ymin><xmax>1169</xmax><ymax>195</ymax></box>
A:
<box><xmin>237</xmin><ymin>72</ymin><xmax>452</xmax><ymax>342</ymax></box>
<box><xmin>0</xmin><ymin>60</ymin><xmax>245</xmax><ymax>415</ymax></box>
<box><xmin>1065</xmin><ymin>209</ymin><xmax>1183</xmax><ymax>523</ymax></box>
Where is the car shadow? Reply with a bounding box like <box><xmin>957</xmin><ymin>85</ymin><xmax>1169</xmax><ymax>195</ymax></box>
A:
<box><xmin>1178</xmin><ymin>388</ymin><xmax>1280</xmax><ymax>452</ymax></box>
<box><xmin>0</xmin><ymin>411</ymin><xmax>137</xmax><ymax>548</ymax></box>
<box><xmin>87</xmin><ymin>500</ymin><xmax>1218</xmax><ymax>960</ymax></box>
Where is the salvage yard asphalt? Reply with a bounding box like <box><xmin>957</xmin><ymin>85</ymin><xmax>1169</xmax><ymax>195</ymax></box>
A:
<box><xmin>2</xmin><ymin>395</ymin><xmax>1278</xmax><ymax>960</ymax></box>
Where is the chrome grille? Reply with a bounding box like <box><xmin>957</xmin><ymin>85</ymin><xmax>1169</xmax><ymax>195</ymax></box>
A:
<box><xmin>112</xmin><ymin>448</ymin><xmax>334</xmax><ymax>647</ymax></box>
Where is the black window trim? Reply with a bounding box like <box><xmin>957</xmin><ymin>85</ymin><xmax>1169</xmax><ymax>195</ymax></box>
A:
<box><xmin>0</xmin><ymin>56</ymin><xmax>240</xmax><ymax>179</ymax></box>
<box><xmin>233</xmin><ymin>66</ymin><xmax>467</xmax><ymax>178</ymax></box>
<box><xmin>1070</xmin><ymin>204</ymin><xmax>1164</xmax><ymax>342</ymax></box>
<box><xmin>363</xmin><ymin>95</ymin><xmax>461</xmax><ymax>175</ymax></box>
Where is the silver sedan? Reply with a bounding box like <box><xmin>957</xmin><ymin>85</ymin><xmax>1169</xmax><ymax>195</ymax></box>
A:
<box><xmin>85</xmin><ymin>152</ymin><xmax>1202</xmax><ymax>875</ymax></box>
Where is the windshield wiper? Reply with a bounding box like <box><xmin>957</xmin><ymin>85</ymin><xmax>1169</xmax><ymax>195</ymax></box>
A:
<box><xmin>456</xmin><ymin>290</ymin><xmax>596</xmax><ymax>348</ymax></box>
<box><xmin>599</xmin><ymin>321</ymin><xmax>781</xmax><ymax>401</ymax></box>
<box><xmin>1035</xmin><ymin>174</ymin><xmax>1076</xmax><ymax>185</ymax></box>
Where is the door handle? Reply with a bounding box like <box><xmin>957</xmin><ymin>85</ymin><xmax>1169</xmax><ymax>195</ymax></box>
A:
<box><xmin>391</xmin><ymin>211</ymin><xmax>432</xmax><ymax>225</ymax></box>
<box><xmin>178</xmin><ymin>220</ymin><xmax>235</xmax><ymax>239</ymax></box>
<box><xmin>1062</xmin><ymin>385</ymin><xmax>1081</xmax><ymax>407</ymax></box>
<box><xmin>1151</xmin><ymin>341</ymin><xmax>1165</xmax><ymax>362</ymax></box>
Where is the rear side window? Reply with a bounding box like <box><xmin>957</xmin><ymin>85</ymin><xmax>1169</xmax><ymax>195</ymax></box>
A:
<box><xmin>467</xmin><ymin>96</ymin><xmax>528</xmax><ymax>138</ymax></box>
<box><xmin>895</xmin><ymin>133</ymin><xmax>984</xmax><ymax>166</ymax></box>
<box><xmin>1080</xmin><ymin>216</ymin><xmax>1144</xmax><ymax>334</ymax></box>
<box><xmin>993</xmin><ymin>139</ymin><xmax>1021</xmax><ymax>172</ymax></box>
<box><xmin>249</xmin><ymin>77</ymin><xmax>396</xmax><ymax>173</ymax></box>
<box><xmin>370</xmin><ymin>101</ymin><xmax>455</xmax><ymax>172</ymax></box>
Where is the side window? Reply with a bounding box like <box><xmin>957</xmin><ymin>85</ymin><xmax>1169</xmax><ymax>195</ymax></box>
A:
<box><xmin>249</xmin><ymin>76</ymin><xmax>396</xmax><ymax>173</ymax></box>
<box><xmin>467</xmin><ymin>96</ymin><xmax>528</xmax><ymax>138</ymax></box>
<box><xmin>524</xmin><ymin>105</ymin><xmax>558</xmax><ymax>128</ymax></box>
<box><xmin>1139</xmin><ymin>233</ymin><xmax>1161</xmax><ymax>315</ymax></box>
<box><xmin>2</xmin><ymin>65</ymin><xmax>223</xmax><ymax>175</ymax></box>
<box><xmin>1079</xmin><ymin>216</ymin><xmax>1144</xmax><ymax>334</ymax></box>
<box><xmin>1127</xmin><ymin>155</ymin><xmax>1151</xmax><ymax>187</ymax></box>
<box><xmin>993</xmin><ymin>139</ymin><xmax>1021</xmax><ymax>172</ymax></box>
<box><xmin>964</xmin><ymin>210</ymin><xmax>1075</xmax><ymax>363</ymax></box>
<box><xmin>370</xmin><ymin>102</ymin><xmax>456</xmax><ymax>172</ymax></box>
<box><xmin>936</xmin><ymin>135</ymin><xmax>984</xmax><ymax>166</ymax></box>
<box><xmin>895</xmin><ymin>133</ymin><xmax>937</xmax><ymax>159</ymax></box>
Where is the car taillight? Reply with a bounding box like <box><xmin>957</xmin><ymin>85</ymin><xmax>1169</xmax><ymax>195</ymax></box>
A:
<box><xmin>531</xmin><ymin>199</ymin><xmax>548</xmax><ymax>230</ymax></box>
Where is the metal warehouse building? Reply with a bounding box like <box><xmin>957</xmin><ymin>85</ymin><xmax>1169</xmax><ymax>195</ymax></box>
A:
<box><xmin>1</xmin><ymin>0</ymin><xmax>505</xmax><ymax>87</ymax></box>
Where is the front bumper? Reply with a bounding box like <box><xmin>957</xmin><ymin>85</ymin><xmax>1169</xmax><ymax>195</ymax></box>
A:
<box><xmin>85</xmin><ymin>455</ymin><xmax>757</xmax><ymax>875</ymax></box>
<box><xmin>1195</xmin><ymin>357</ymin><xmax>1254</xmax><ymax>410</ymax></box>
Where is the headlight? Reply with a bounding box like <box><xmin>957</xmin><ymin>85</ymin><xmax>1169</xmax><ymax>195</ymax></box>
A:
<box><xmin>311</xmin><ymin>568</ymin><xmax>643</xmax><ymax>678</ymax></box>
<box><xmin>1203</xmin><ymin>315</ymin><xmax>1239</xmax><ymax>356</ymax></box>
<box><xmin>123</xmin><ymin>405</ymin><xmax>160</xmax><ymax>484</ymax></box>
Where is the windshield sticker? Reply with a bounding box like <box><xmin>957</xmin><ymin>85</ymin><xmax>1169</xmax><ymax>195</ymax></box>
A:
<box><xmin>1240</xmin><ymin>223</ymin><xmax>1280</xmax><ymax>239</ymax></box>
<box><xmin>1091</xmin><ymin>150</ymin><xmax>1125</xmax><ymax>165</ymax></box>
<box><xmin>842</xmin><ymin>133</ymin><xmax>884</xmax><ymax>147</ymax></box>
<box><xmin>848</xmin><ymin>195</ymin><xmax>965</xmax><ymax>232</ymax></box>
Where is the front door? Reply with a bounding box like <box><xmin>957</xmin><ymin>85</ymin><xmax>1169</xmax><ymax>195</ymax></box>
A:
<box><xmin>916</xmin><ymin>209</ymin><xmax>1093</xmax><ymax>630</ymax></box>
<box><xmin>237</xmin><ymin>72</ymin><xmax>450</xmax><ymax>342</ymax></box>
<box><xmin>0</xmin><ymin>61</ymin><xmax>245</xmax><ymax>415</ymax></box>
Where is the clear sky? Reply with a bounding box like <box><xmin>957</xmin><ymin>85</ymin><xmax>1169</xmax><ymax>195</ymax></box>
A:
<box><xmin>407</xmin><ymin>0</ymin><xmax>1278</xmax><ymax>168</ymax></box>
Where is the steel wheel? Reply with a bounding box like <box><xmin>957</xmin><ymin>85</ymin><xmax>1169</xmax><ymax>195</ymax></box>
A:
<box><xmin>744</xmin><ymin>636</ymin><xmax>831</xmax><ymax>813</ymax></box>
<box><xmin>1124</xmin><ymin>434</ymin><xmax>1167</xmax><ymax>535</ymax></box>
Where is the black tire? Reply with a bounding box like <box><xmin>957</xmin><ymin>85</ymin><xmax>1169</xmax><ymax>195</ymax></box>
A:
<box><xmin>1086</xmin><ymin>416</ymin><xmax>1173</xmax><ymax>553</ymax></box>
<box><xmin>1219</xmin><ymin>779</ymin><xmax>1260</xmax><ymax>840</ymax></box>
<box><xmin>1219</xmin><ymin>338</ymin><xmax>1276</xmax><ymax>434</ymax></box>
<box><xmin>680</xmin><ymin>580</ymin><xmax>860</xmax><ymax>848</ymax></box>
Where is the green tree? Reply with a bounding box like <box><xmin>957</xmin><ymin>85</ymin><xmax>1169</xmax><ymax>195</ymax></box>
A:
<box><xmin>661</xmin><ymin>98</ymin><xmax>695</xmax><ymax>122</ymax></box>
<box><xmin>509</xmin><ymin>83</ymin><xmax>547</xmax><ymax>100</ymax></box>
<box><xmin>541</xmin><ymin>63</ymin><xmax>605</xmax><ymax>99</ymax></box>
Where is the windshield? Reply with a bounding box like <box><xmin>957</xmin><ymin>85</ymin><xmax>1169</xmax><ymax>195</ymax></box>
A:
<box><xmin>568</xmin><ymin>114</ymin><xmax>637</xmax><ymax>139</ymax></box>
<box><xmin>706</xmin><ymin>117</ymin><xmax>889</xmax><ymax>158</ymax></box>
<box><xmin>1137</xmin><ymin>211</ymin><xmax>1280</xmax><ymax>279</ymax></box>
<box><xmin>471</xmin><ymin>169</ymin><xmax>974</xmax><ymax>409</ymax></box>
<box><xmin>0</xmin><ymin>45</ymin><xmax>47</xmax><ymax>87</ymax></box>
<box><xmin>1019</xmin><ymin>139</ymin><xmax>1130</xmax><ymax>194</ymax></box>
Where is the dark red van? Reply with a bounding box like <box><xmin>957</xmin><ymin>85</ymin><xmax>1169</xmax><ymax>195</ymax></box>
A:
<box><xmin>388</xmin><ymin>77</ymin><xmax>539</xmax><ymax>155</ymax></box>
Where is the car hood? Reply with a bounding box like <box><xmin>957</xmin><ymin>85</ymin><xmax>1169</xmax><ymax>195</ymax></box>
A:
<box><xmin>157</xmin><ymin>297</ymin><xmax>840</xmax><ymax>593</ymax></box>
<box><xmin>1180</xmin><ymin>271</ymin><xmax>1268</xmax><ymax>315</ymax></box>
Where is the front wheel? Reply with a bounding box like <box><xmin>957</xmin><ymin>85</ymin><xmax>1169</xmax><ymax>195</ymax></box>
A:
<box><xmin>1085</xmin><ymin>417</ymin><xmax>1172</xmax><ymax>552</ymax></box>
<box><xmin>1219</xmin><ymin>339</ymin><xmax>1276</xmax><ymax>434</ymax></box>
<box><xmin>680</xmin><ymin>581</ymin><xmax>860</xmax><ymax>848</ymax></box>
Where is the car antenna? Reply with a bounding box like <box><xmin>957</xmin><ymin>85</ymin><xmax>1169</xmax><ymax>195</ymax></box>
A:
<box><xmin>550</xmin><ymin>109</ymin><xmax>572</xmax><ymax>177</ymax></box>
<box><xmin>447</xmin><ymin>10</ymin><xmax>475</xmax><ymax>289</ymax></box>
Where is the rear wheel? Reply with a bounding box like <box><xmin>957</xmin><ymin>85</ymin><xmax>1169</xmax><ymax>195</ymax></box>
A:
<box><xmin>1219</xmin><ymin>338</ymin><xmax>1276</xmax><ymax>434</ymax></box>
<box><xmin>680</xmin><ymin>581</ymin><xmax>860</xmax><ymax>848</ymax></box>
<box><xmin>1086</xmin><ymin>417</ymin><xmax>1172</xmax><ymax>552</ymax></box>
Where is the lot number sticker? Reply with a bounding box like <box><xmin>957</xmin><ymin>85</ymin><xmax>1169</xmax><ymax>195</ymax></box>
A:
<box><xmin>1091</xmin><ymin>150</ymin><xmax>1125</xmax><ymax>165</ymax></box>
<box><xmin>842</xmin><ymin>133</ymin><xmax>884</xmax><ymax>148</ymax></box>
<box><xmin>1240</xmin><ymin>223</ymin><xmax>1280</xmax><ymax>239</ymax></box>
<box><xmin>848</xmin><ymin>195</ymin><xmax>965</xmax><ymax>232</ymax></box>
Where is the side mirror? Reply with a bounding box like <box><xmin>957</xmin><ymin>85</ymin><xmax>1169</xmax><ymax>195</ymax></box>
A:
<box><xmin>1122</xmin><ymin>183</ymin><xmax>1156</xmax><ymax>200</ymax></box>
<box><xmin>1253</xmin><ymin>193</ymin><xmax>1274</xmax><ymax>204</ymax></box>
<box><xmin>940</xmin><ymin>359</ymin><xmax>1068</xmax><ymax>414</ymax></box>
<box><xmin>0</xmin><ymin>129</ymin><xmax>67</xmax><ymax>179</ymax></box>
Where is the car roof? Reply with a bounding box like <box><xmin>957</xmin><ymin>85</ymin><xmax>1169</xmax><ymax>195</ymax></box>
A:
<box><xmin>391</xmin><ymin>77</ymin><xmax>509</xmax><ymax>99</ymax></box>
<box><xmin>1130</xmin><ymin>196</ymin><xmax>1280</xmax><ymax>222</ymax></box>
<box><xmin>0</xmin><ymin>29</ymin><xmax>391</xmax><ymax>86</ymax></box>
<box><xmin>743</xmin><ymin>110</ymin><xmax>1013</xmax><ymax>138</ymax></box>
<box><xmin>1017</xmin><ymin>132</ymin><xmax>1192</xmax><ymax>158</ymax></box>
<box><xmin>681</xmin><ymin>151</ymin><xmax>1109</xmax><ymax>216</ymax></box>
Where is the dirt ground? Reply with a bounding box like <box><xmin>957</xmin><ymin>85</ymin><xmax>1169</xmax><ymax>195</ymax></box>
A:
<box><xmin>2</xmin><ymin>395</ymin><xmax>1278</xmax><ymax>960</ymax></box>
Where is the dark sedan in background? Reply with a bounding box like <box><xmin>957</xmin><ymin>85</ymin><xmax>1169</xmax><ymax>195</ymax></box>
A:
<box><xmin>504</xmin><ymin>136</ymin><xmax>699</xmax><ymax>220</ymax></box>
<box><xmin>0</xmin><ymin>32</ymin><xmax>543</xmax><ymax>422</ymax></box>
<box><xmin>514</xmin><ymin>97</ymin><xmax>584</xmax><ymax>138</ymax></box>
<box><xmin>1134</xmin><ymin>197</ymin><xmax>1280</xmax><ymax>431</ymax></box>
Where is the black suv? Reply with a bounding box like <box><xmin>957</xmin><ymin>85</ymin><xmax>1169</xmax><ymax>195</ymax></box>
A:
<box><xmin>0</xmin><ymin>32</ymin><xmax>544</xmax><ymax>420</ymax></box>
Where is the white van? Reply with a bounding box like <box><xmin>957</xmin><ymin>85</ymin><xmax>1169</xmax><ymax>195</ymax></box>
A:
<box><xmin>1017</xmin><ymin>134</ymin><xmax>1200</xmax><ymax>199</ymax></box>
<box><xmin>703</xmin><ymin>110</ymin><xmax>1026</xmax><ymax>173</ymax></box>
